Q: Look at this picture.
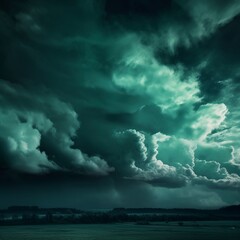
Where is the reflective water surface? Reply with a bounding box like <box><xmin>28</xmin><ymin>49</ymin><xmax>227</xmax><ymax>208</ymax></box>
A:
<box><xmin>0</xmin><ymin>221</ymin><xmax>240</xmax><ymax>240</ymax></box>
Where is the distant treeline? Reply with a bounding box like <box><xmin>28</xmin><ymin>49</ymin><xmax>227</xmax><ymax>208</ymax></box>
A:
<box><xmin>0</xmin><ymin>205</ymin><xmax>240</xmax><ymax>226</ymax></box>
<box><xmin>3</xmin><ymin>206</ymin><xmax>82</xmax><ymax>215</ymax></box>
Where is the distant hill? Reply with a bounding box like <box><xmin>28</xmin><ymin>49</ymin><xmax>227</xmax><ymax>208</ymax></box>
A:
<box><xmin>2</xmin><ymin>204</ymin><xmax>240</xmax><ymax>215</ymax></box>
<box><xmin>219</xmin><ymin>205</ymin><xmax>240</xmax><ymax>213</ymax></box>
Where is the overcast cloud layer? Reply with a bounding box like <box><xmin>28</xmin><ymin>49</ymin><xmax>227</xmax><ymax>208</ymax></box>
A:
<box><xmin>0</xmin><ymin>0</ymin><xmax>240</xmax><ymax>208</ymax></box>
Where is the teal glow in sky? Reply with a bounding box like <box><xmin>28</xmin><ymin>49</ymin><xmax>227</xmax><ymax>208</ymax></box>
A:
<box><xmin>0</xmin><ymin>0</ymin><xmax>240</xmax><ymax>209</ymax></box>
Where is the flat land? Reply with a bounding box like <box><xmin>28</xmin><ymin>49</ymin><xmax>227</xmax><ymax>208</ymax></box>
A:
<box><xmin>0</xmin><ymin>221</ymin><xmax>240</xmax><ymax>240</ymax></box>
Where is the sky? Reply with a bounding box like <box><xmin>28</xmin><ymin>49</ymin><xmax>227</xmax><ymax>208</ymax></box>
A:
<box><xmin>0</xmin><ymin>0</ymin><xmax>240</xmax><ymax>209</ymax></box>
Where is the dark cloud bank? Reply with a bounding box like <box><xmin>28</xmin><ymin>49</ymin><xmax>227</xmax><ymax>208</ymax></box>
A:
<box><xmin>0</xmin><ymin>0</ymin><xmax>240</xmax><ymax>209</ymax></box>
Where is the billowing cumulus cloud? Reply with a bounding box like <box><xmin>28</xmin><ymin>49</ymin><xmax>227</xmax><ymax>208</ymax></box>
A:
<box><xmin>113</xmin><ymin>129</ymin><xmax>186</xmax><ymax>188</ymax></box>
<box><xmin>0</xmin><ymin>79</ymin><xmax>113</xmax><ymax>175</ymax></box>
<box><xmin>1</xmin><ymin>0</ymin><xmax>240</xmax><ymax>208</ymax></box>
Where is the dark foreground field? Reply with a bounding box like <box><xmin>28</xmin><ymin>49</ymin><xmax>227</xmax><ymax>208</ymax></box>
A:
<box><xmin>0</xmin><ymin>221</ymin><xmax>240</xmax><ymax>240</ymax></box>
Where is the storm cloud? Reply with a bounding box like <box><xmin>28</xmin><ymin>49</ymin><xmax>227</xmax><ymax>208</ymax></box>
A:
<box><xmin>1</xmin><ymin>0</ymin><xmax>240</xmax><ymax>208</ymax></box>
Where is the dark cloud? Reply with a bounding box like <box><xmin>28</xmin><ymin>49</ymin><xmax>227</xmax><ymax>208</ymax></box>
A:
<box><xmin>1</xmin><ymin>0</ymin><xmax>240</xmax><ymax>208</ymax></box>
<box><xmin>0</xmin><ymin>79</ymin><xmax>113</xmax><ymax>175</ymax></box>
